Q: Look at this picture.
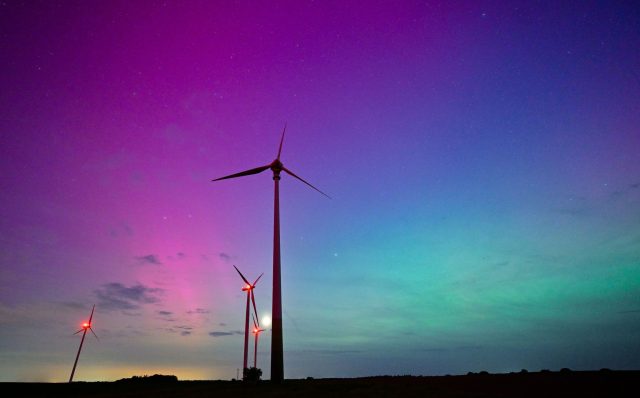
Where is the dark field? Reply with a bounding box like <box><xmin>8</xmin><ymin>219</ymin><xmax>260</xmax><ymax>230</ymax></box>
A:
<box><xmin>3</xmin><ymin>370</ymin><xmax>638</xmax><ymax>398</ymax></box>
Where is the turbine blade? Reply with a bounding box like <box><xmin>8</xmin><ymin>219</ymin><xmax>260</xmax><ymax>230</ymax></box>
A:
<box><xmin>212</xmin><ymin>165</ymin><xmax>270</xmax><ymax>182</ymax></box>
<box><xmin>252</xmin><ymin>314</ymin><xmax>258</xmax><ymax>329</ymax></box>
<box><xmin>277</xmin><ymin>123</ymin><xmax>287</xmax><ymax>160</ymax></box>
<box><xmin>282</xmin><ymin>167</ymin><xmax>331</xmax><ymax>199</ymax></box>
<box><xmin>73</xmin><ymin>329</ymin><xmax>84</xmax><ymax>335</ymax></box>
<box><xmin>90</xmin><ymin>328</ymin><xmax>99</xmax><ymax>341</ymax></box>
<box><xmin>251</xmin><ymin>291</ymin><xmax>259</xmax><ymax>327</ymax></box>
<box><xmin>233</xmin><ymin>265</ymin><xmax>251</xmax><ymax>285</ymax></box>
<box><xmin>252</xmin><ymin>273</ymin><xmax>263</xmax><ymax>286</ymax></box>
<box><xmin>88</xmin><ymin>304</ymin><xmax>95</xmax><ymax>323</ymax></box>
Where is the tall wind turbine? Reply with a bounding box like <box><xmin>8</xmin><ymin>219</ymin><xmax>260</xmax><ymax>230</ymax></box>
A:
<box><xmin>233</xmin><ymin>265</ymin><xmax>263</xmax><ymax>377</ymax></box>
<box><xmin>251</xmin><ymin>314</ymin><xmax>265</xmax><ymax>368</ymax></box>
<box><xmin>213</xmin><ymin>125</ymin><xmax>329</xmax><ymax>382</ymax></box>
<box><xmin>69</xmin><ymin>304</ymin><xmax>99</xmax><ymax>383</ymax></box>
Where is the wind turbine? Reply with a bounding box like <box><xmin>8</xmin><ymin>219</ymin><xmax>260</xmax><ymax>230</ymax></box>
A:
<box><xmin>69</xmin><ymin>304</ymin><xmax>99</xmax><ymax>383</ymax></box>
<box><xmin>251</xmin><ymin>314</ymin><xmax>265</xmax><ymax>368</ymax></box>
<box><xmin>233</xmin><ymin>265</ymin><xmax>263</xmax><ymax>377</ymax></box>
<box><xmin>213</xmin><ymin>125</ymin><xmax>329</xmax><ymax>382</ymax></box>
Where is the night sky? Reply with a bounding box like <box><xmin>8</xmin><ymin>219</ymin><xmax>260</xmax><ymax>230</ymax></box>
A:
<box><xmin>1</xmin><ymin>1</ymin><xmax>639</xmax><ymax>382</ymax></box>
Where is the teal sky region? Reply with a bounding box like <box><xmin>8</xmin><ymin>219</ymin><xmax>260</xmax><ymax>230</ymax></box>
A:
<box><xmin>0</xmin><ymin>1</ymin><xmax>639</xmax><ymax>381</ymax></box>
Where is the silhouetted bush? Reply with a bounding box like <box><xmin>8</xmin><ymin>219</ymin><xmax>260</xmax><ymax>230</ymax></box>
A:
<box><xmin>479</xmin><ymin>371</ymin><xmax>489</xmax><ymax>375</ymax></box>
<box><xmin>560</xmin><ymin>368</ymin><xmax>572</xmax><ymax>373</ymax></box>
<box><xmin>244</xmin><ymin>367</ymin><xmax>262</xmax><ymax>382</ymax></box>
<box><xmin>116</xmin><ymin>374</ymin><xmax>178</xmax><ymax>383</ymax></box>
<box><xmin>520</xmin><ymin>369</ymin><xmax>528</xmax><ymax>373</ymax></box>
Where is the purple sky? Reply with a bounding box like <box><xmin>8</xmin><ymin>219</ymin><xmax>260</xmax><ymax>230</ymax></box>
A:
<box><xmin>1</xmin><ymin>1</ymin><xmax>639</xmax><ymax>382</ymax></box>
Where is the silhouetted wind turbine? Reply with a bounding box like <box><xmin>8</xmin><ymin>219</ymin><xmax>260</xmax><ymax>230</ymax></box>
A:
<box><xmin>69</xmin><ymin>304</ymin><xmax>98</xmax><ymax>383</ymax></box>
<box><xmin>251</xmin><ymin>314</ymin><xmax>265</xmax><ymax>368</ymax></box>
<box><xmin>213</xmin><ymin>124</ymin><xmax>329</xmax><ymax>382</ymax></box>
<box><xmin>233</xmin><ymin>265</ymin><xmax>262</xmax><ymax>377</ymax></box>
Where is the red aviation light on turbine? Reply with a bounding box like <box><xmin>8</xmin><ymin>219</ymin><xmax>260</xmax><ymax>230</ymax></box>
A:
<box><xmin>82</xmin><ymin>322</ymin><xmax>90</xmax><ymax>329</ymax></box>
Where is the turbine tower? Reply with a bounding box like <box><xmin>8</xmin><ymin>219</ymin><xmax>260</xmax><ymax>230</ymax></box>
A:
<box><xmin>233</xmin><ymin>265</ymin><xmax>262</xmax><ymax>378</ymax></box>
<box><xmin>252</xmin><ymin>314</ymin><xmax>265</xmax><ymax>368</ymax></box>
<box><xmin>69</xmin><ymin>304</ymin><xmax>99</xmax><ymax>383</ymax></box>
<box><xmin>213</xmin><ymin>125</ymin><xmax>329</xmax><ymax>382</ymax></box>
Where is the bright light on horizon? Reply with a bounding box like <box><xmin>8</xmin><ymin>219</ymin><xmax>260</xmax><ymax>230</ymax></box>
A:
<box><xmin>261</xmin><ymin>315</ymin><xmax>271</xmax><ymax>327</ymax></box>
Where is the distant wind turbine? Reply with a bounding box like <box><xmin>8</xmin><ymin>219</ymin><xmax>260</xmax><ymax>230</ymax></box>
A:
<box><xmin>251</xmin><ymin>314</ymin><xmax>265</xmax><ymax>368</ymax></box>
<box><xmin>233</xmin><ymin>265</ymin><xmax>262</xmax><ymax>377</ymax></box>
<box><xmin>213</xmin><ymin>125</ymin><xmax>329</xmax><ymax>382</ymax></box>
<box><xmin>69</xmin><ymin>304</ymin><xmax>98</xmax><ymax>383</ymax></box>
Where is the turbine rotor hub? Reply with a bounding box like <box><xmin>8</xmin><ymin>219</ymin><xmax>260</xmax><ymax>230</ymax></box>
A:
<box><xmin>270</xmin><ymin>159</ymin><xmax>283</xmax><ymax>173</ymax></box>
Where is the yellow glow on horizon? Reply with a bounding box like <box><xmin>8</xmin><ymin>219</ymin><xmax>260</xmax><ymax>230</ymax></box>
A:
<box><xmin>20</xmin><ymin>363</ymin><xmax>235</xmax><ymax>383</ymax></box>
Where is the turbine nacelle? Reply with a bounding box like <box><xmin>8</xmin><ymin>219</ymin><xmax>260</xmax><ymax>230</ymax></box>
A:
<box><xmin>270</xmin><ymin>159</ymin><xmax>283</xmax><ymax>173</ymax></box>
<box><xmin>73</xmin><ymin>305</ymin><xmax>98</xmax><ymax>338</ymax></box>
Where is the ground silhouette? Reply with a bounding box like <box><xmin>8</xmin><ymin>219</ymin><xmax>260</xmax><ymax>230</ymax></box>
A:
<box><xmin>3</xmin><ymin>370</ymin><xmax>637</xmax><ymax>398</ymax></box>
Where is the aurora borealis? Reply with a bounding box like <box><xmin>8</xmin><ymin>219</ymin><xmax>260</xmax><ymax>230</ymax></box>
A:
<box><xmin>1</xmin><ymin>1</ymin><xmax>639</xmax><ymax>382</ymax></box>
